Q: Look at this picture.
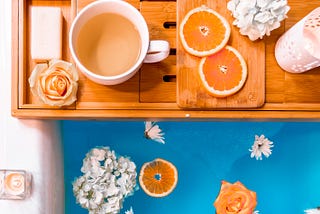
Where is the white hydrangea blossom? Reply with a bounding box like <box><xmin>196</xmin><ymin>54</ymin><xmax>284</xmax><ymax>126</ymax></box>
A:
<box><xmin>249</xmin><ymin>134</ymin><xmax>274</xmax><ymax>160</ymax></box>
<box><xmin>227</xmin><ymin>0</ymin><xmax>290</xmax><ymax>41</ymax></box>
<box><xmin>73</xmin><ymin>147</ymin><xmax>137</xmax><ymax>214</ymax></box>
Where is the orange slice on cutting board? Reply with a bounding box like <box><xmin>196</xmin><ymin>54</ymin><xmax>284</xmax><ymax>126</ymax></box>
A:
<box><xmin>139</xmin><ymin>158</ymin><xmax>178</xmax><ymax>197</ymax></box>
<box><xmin>199</xmin><ymin>46</ymin><xmax>247</xmax><ymax>97</ymax></box>
<box><xmin>179</xmin><ymin>5</ymin><xmax>231</xmax><ymax>57</ymax></box>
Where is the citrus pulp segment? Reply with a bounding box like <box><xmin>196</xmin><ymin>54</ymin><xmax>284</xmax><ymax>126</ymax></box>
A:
<box><xmin>199</xmin><ymin>45</ymin><xmax>247</xmax><ymax>97</ymax></box>
<box><xmin>139</xmin><ymin>158</ymin><xmax>178</xmax><ymax>197</ymax></box>
<box><xmin>179</xmin><ymin>5</ymin><xmax>231</xmax><ymax>57</ymax></box>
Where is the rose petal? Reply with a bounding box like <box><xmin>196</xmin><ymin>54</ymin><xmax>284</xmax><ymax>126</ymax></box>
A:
<box><xmin>214</xmin><ymin>180</ymin><xmax>257</xmax><ymax>214</ymax></box>
<box><xmin>29</xmin><ymin>59</ymin><xmax>79</xmax><ymax>106</ymax></box>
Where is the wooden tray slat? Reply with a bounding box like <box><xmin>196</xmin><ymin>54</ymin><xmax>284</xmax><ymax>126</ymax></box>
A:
<box><xmin>176</xmin><ymin>0</ymin><xmax>265</xmax><ymax>109</ymax></box>
<box><xmin>140</xmin><ymin>1</ymin><xmax>177</xmax><ymax>48</ymax></box>
<box><xmin>18</xmin><ymin>0</ymin><xmax>75</xmax><ymax>109</ymax></box>
<box><xmin>140</xmin><ymin>1</ymin><xmax>177</xmax><ymax>103</ymax></box>
<box><xmin>11</xmin><ymin>0</ymin><xmax>320</xmax><ymax>119</ymax></box>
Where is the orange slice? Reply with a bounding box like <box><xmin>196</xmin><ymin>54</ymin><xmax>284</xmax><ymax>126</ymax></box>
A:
<box><xmin>139</xmin><ymin>158</ymin><xmax>178</xmax><ymax>197</ymax></box>
<box><xmin>179</xmin><ymin>5</ymin><xmax>231</xmax><ymax>57</ymax></box>
<box><xmin>199</xmin><ymin>45</ymin><xmax>247</xmax><ymax>97</ymax></box>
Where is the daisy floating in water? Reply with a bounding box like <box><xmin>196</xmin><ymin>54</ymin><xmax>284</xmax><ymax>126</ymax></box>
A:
<box><xmin>144</xmin><ymin>121</ymin><xmax>165</xmax><ymax>144</ymax></box>
<box><xmin>249</xmin><ymin>134</ymin><xmax>274</xmax><ymax>160</ymax></box>
<box><xmin>125</xmin><ymin>207</ymin><xmax>134</xmax><ymax>214</ymax></box>
<box><xmin>305</xmin><ymin>207</ymin><xmax>320</xmax><ymax>214</ymax></box>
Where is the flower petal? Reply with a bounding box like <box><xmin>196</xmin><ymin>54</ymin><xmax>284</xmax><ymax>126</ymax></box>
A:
<box><xmin>29</xmin><ymin>59</ymin><xmax>78</xmax><ymax>106</ymax></box>
<box><xmin>227</xmin><ymin>0</ymin><xmax>290</xmax><ymax>40</ymax></box>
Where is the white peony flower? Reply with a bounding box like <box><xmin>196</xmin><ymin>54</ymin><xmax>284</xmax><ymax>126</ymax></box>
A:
<box><xmin>227</xmin><ymin>0</ymin><xmax>290</xmax><ymax>41</ymax></box>
<box><xmin>249</xmin><ymin>134</ymin><xmax>274</xmax><ymax>160</ymax></box>
<box><xmin>73</xmin><ymin>147</ymin><xmax>137</xmax><ymax>214</ymax></box>
<box><xmin>144</xmin><ymin>121</ymin><xmax>165</xmax><ymax>144</ymax></box>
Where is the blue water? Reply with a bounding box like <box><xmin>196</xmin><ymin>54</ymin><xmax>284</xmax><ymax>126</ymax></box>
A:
<box><xmin>62</xmin><ymin>121</ymin><xmax>320</xmax><ymax>213</ymax></box>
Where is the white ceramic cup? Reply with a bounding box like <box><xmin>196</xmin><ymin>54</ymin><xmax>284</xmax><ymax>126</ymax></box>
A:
<box><xmin>69</xmin><ymin>0</ymin><xmax>170</xmax><ymax>85</ymax></box>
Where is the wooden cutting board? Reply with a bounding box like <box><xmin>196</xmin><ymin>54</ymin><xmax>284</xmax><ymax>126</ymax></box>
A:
<box><xmin>177</xmin><ymin>0</ymin><xmax>265</xmax><ymax>109</ymax></box>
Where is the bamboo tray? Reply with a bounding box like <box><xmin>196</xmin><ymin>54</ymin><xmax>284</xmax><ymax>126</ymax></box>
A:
<box><xmin>11</xmin><ymin>0</ymin><xmax>320</xmax><ymax>120</ymax></box>
<box><xmin>177</xmin><ymin>0</ymin><xmax>265</xmax><ymax>109</ymax></box>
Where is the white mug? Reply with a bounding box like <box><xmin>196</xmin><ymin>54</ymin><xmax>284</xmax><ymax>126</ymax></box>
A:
<box><xmin>69</xmin><ymin>0</ymin><xmax>170</xmax><ymax>85</ymax></box>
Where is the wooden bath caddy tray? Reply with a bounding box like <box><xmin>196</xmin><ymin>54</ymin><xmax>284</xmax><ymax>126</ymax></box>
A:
<box><xmin>11</xmin><ymin>0</ymin><xmax>320</xmax><ymax>119</ymax></box>
<box><xmin>177</xmin><ymin>0</ymin><xmax>265</xmax><ymax>109</ymax></box>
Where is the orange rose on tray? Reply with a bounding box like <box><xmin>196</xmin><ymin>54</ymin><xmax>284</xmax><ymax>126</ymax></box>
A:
<box><xmin>214</xmin><ymin>180</ymin><xmax>257</xmax><ymax>214</ymax></box>
<box><xmin>29</xmin><ymin>59</ymin><xmax>79</xmax><ymax>107</ymax></box>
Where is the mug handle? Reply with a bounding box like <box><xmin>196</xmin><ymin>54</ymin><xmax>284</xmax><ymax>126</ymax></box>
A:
<box><xmin>143</xmin><ymin>40</ymin><xmax>170</xmax><ymax>63</ymax></box>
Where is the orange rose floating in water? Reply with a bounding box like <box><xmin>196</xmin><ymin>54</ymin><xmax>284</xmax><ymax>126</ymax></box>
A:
<box><xmin>214</xmin><ymin>181</ymin><xmax>257</xmax><ymax>214</ymax></box>
<box><xmin>29</xmin><ymin>59</ymin><xmax>79</xmax><ymax>106</ymax></box>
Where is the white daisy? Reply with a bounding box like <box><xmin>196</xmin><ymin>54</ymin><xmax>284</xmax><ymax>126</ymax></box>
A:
<box><xmin>125</xmin><ymin>206</ymin><xmax>134</xmax><ymax>214</ymax></box>
<box><xmin>305</xmin><ymin>208</ymin><xmax>320</xmax><ymax>214</ymax></box>
<box><xmin>249</xmin><ymin>134</ymin><xmax>274</xmax><ymax>160</ymax></box>
<box><xmin>144</xmin><ymin>121</ymin><xmax>165</xmax><ymax>144</ymax></box>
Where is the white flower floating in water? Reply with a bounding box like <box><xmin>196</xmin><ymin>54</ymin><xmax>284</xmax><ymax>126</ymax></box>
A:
<box><xmin>249</xmin><ymin>134</ymin><xmax>274</xmax><ymax>160</ymax></box>
<box><xmin>72</xmin><ymin>147</ymin><xmax>137</xmax><ymax>214</ymax></box>
<box><xmin>29</xmin><ymin>59</ymin><xmax>79</xmax><ymax>106</ymax></box>
<box><xmin>227</xmin><ymin>0</ymin><xmax>290</xmax><ymax>41</ymax></box>
<box><xmin>125</xmin><ymin>207</ymin><xmax>134</xmax><ymax>214</ymax></box>
<box><xmin>144</xmin><ymin>121</ymin><xmax>165</xmax><ymax>144</ymax></box>
<box><xmin>305</xmin><ymin>207</ymin><xmax>320</xmax><ymax>214</ymax></box>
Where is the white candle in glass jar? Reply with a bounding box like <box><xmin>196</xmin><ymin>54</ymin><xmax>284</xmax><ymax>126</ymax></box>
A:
<box><xmin>4</xmin><ymin>172</ymin><xmax>25</xmax><ymax>196</ymax></box>
<box><xmin>0</xmin><ymin>170</ymin><xmax>31</xmax><ymax>200</ymax></box>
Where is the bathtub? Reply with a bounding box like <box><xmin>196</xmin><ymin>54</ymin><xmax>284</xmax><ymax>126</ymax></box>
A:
<box><xmin>62</xmin><ymin>121</ymin><xmax>320</xmax><ymax>213</ymax></box>
<box><xmin>3</xmin><ymin>1</ymin><xmax>320</xmax><ymax>213</ymax></box>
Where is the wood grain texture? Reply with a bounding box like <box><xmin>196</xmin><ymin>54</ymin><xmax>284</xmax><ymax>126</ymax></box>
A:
<box><xmin>283</xmin><ymin>1</ymin><xmax>320</xmax><ymax>103</ymax></box>
<box><xmin>176</xmin><ymin>0</ymin><xmax>265</xmax><ymax>109</ymax></box>
<box><xmin>140</xmin><ymin>1</ymin><xmax>177</xmax><ymax>103</ymax></box>
<box><xmin>18</xmin><ymin>0</ymin><xmax>75</xmax><ymax>109</ymax></box>
<box><xmin>11</xmin><ymin>0</ymin><xmax>320</xmax><ymax>119</ymax></box>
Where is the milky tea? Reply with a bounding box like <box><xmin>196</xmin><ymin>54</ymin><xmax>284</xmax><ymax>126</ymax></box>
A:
<box><xmin>76</xmin><ymin>13</ymin><xmax>141</xmax><ymax>77</ymax></box>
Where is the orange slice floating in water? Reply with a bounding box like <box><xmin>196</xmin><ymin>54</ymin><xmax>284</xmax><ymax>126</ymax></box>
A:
<box><xmin>179</xmin><ymin>5</ymin><xmax>231</xmax><ymax>57</ymax></box>
<box><xmin>199</xmin><ymin>45</ymin><xmax>247</xmax><ymax>97</ymax></box>
<box><xmin>139</xmin><ymin>158</ymin><xmax>178</xmax><ymax>197</ymax></box>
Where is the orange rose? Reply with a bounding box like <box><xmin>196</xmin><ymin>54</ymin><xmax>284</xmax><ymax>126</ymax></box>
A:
<box><xmin>29</xmin><ymin>59</ymin><xmax>79</xmax><ymax>106</ymax></box>
<box><xmin>214</xmin><ymin>181</ymin><xmax>257</xmax><ymax>214</ymax></box>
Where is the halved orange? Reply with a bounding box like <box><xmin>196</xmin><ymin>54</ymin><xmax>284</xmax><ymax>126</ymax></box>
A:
<box><xmin>139</xmin><ymin>158</ymin><xmax>178</xmax><ymax>197</ymax></box>
<box><xmin>179</xmin><ymin>5</ymin><xmax>231</xmax><ymax>57</ymax></box>
<box><xmin>199</xmin><ymin>45</ymin><xmax>247</xmax><ymax>97</ymax></box>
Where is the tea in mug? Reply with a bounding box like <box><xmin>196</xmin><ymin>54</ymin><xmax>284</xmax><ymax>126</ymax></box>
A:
<box><xmin>76</xmin><ymin>13</ymin><xmax>141</xmax><ymax>76</ymax></box>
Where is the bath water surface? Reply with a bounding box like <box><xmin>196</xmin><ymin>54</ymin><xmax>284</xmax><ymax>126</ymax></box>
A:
<box><xmin>62</xmin><ymin>121</ymin><xmax>320</xmax><ymax>213</ymax></box>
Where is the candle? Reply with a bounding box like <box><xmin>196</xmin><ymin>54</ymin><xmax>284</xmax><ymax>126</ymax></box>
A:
<box><xmin>0</xmin><ymin>170</ymin><xmax>31</xmax><ymax>200</ymax></box>
<box><xmin>275</xmin><ymin>7</ymin><xmax>320</xmax><ymax>73</ymax></box>
<box><xmin>4</xmin><ymin>172</ymin><xmax>25</xmax><ymax>196</ymax></box>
